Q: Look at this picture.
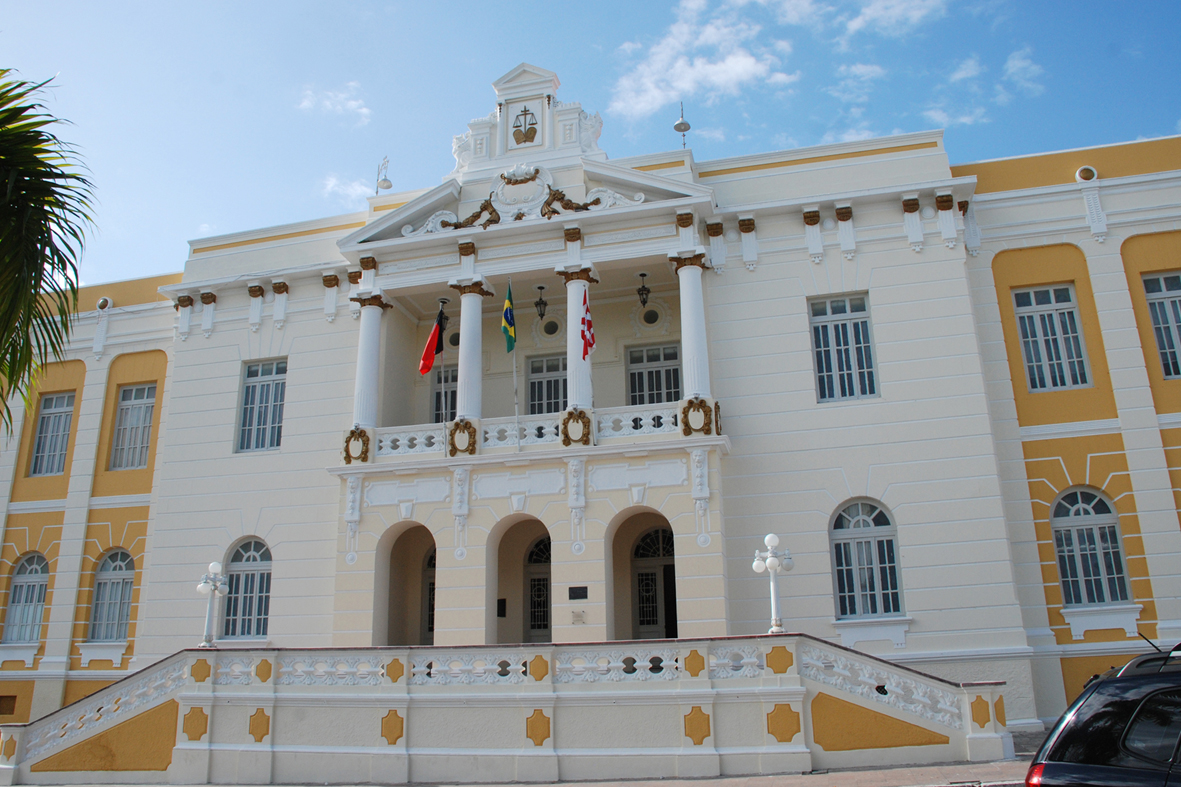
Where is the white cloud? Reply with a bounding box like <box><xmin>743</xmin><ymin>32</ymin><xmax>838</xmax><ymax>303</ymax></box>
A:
<box><xmin>768</xmin><ymin>70</ymin><xmax>802</xmax><ymax>85</ymax></box>
<box><xmin>772</xmin><ymin>39</ymin><xmax>793</xmax><ymax>55</ymax></box>
<box><xmin>767</xmin><ymin>0</ymin><xmax>833</xmax><ymax>25</ymax></box>
<box><xmin>609</xmin><ymin>0</ymin><xmax>789</xmax><ymax>119</ymax></box>
<box><xmin>843</xmin><ymin>0</ymin><xmax>946</xmax><ymax>37</ymax></box>
<box><xmin>923</xmin><ymin>106</ymin><xmax>987</xmax><ymax>126</ymax></box>
<box><xmin>826</xmin><ymin>62</ymin><xmax>885</xmax><ymax>103</ymax></box>
<box><xmin>1002</xmin><ymin>47</ymin><xmax>1044</xmax><ymax>95</ymax></box>
<box><xmin>993</xmin><ymin>83</ymin><xmax>1012</xmax><ymax>105</ymax></box>
<box><xmin>617</xmin><ymin>40</ymin><xmax>643</xmax><ymax>54</ymax></box>
<box><xmin>298</xmin><ymin>82</ymin><xmax>372</xmax><ymax>126</ymax></box>
<box><xmin>196</xmin><ymin>223</ymin><xmax>217</xmax><ymax>237</ymax></box>
<box><xmin>695</xmin><ymin>126</ymin><xmax>727</xmax><ymax>141</ymax></box>
<box><xmin>321</xmin><ymin>175</ymin><xmax>371</xmax><ymax>208</ymax></box>
<box><xmin>772</xmin><ymin>132</ymin><xmax>799</xmax><ymax>148</ymax></box>
<box><xmin>821</xmin><ymin>127</ymin><xmax>877</xmax><ymax>144</ymax></box>
<box><xmin>949</xmin><ymin>56</ymin><xmax>983</xmax><ymax>83</ymax></box>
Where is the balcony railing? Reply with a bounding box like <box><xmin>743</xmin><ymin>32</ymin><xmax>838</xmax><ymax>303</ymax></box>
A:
<box><xmin>374</xmin><ymin>402</ymin><xmax>688</xmax><ymax>459</ymax></box>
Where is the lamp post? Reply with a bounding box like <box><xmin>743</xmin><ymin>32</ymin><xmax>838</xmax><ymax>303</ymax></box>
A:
<box><xmin>196</xmin><ymin>562</ymin><xmax>229</xmax><ymax>648</ymax></box>
<box><xmin>752</xmin><ymin>534</ymin><xmax>793</xmax><ymax>634</ymax></box>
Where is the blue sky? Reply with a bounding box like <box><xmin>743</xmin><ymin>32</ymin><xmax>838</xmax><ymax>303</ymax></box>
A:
<box><xmin>4</xmin><ymin>0</ymin><xmax>1180</xmax><ymax>284</ymax></box>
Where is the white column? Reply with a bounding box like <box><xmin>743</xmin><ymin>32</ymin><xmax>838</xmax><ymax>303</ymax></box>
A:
<box><xmin>675</xmin><ymin>255</ymin><xmax>712</xmax><ymax>399</ymax></box>
<box><xmin>454</xmin><ymin>282</ymin><xmax>490</xmax><ymax>420</ymax></box>
<box><xmin>563</xmin><ymin>271</ymin><xmax>594</xmax><ymax>410</ymax></box>
<box><xmin>352</xmin><ymin>292</ymin><xmax>386</xmax><ymax>430</ymax></box>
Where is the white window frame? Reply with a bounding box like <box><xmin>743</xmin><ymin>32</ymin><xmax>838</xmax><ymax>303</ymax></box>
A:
<box><xmin>110</xmin><ymin>384</ymin><xmax>156</xmax><ymax>470</ymax></box>
<box><xmin>830</xmin><ymin>501</ymin><xmax>903</xmax><ymax>619</ymax></box>
<box><xmin>524</xmin><ymin>537</ymin><xmax>551</xmax><ymax>643</ymax></box>
<box><xmin>3</xmin><ymin>555</ymin><xmax>48</xmax><ymax>643</ymax></box>
<box><xmin>238</xmin><ymin>360</ymin><xmax>286</xmax><ymax>452</ymax></box>
<box><xmin>1051</xmin><ymin>489</ymin><xmax>1130</xmax><ymax>607</ymax></box>
<box><xmin>88</xmin><ymin>551</ymin><xmax>134</xmax><ymax>642</ymax></box>
<box><xmin>627</xmin><ymin>344</ymin><xmax>682</xmax><ymax>405</ymax></box>
<box><xmin>222</xmin><ymin>540</ymin><xmax>272</xmax><ymax>639</ymax></box>
<box><xmin>30</xmin><ymin>393</ymin><xmax>75</xmax><ymax>476</ymax></box>
<box><xmin>810</xmin><ymin>295</ymin><xmax>877</xmax><ymax>403</ymax></box>
<box><xmin>1013</xmin><ymin>285</ymin><xmax>1091</xmax><ymax>392</ymax></box>
<box><xmin>1143</xmin><ymin>273</ymin><xmax>1181</xmax><ymax>378</ymax></box>
<box><xmin>528</xmin><ymin>355</ymin><xmax>567</xmax><ymax>414</ymax></box>
<box><xmin>432</xmin><ymin>364</ymin><xmax>458</xmax><ymax>423</ymax></box>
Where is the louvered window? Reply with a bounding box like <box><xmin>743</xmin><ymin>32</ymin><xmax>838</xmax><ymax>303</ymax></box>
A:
<box><xmin>831</xmin><ymin>502</ymin><xmax>902</xmax><ymax>618</ymax></box>
<box><xmin>110</xmin><ymin>385</ymin><xmax>155</xmax><ymax>470</ymax></box>
<box><xmin>811</xmin><ymin>296</ymin><xmax>877</xmax><ymax>402</ymax></box>
<box><xmin>239</xmin><ymin>361</ymin><xmax>286</xmax><ymax>451</ymax></box>
<box><xmin>1013</xmin><ymin>286</ymin><xmax>1090</xmax><ymax>391</ymax></box>
<box><xmin>89</xmin><ymin>551</ymin><xmax>134</xmax><ymax>641</ymax></box>
<box><xmin>30</xmin><ymin>393</ymin><xmax>75</xmax><ymax>476</ymax></box>
<box><xmin>1143</xmin><ymin>274</ymin><xmax>1181</xmax><ymax>378</ymax></box>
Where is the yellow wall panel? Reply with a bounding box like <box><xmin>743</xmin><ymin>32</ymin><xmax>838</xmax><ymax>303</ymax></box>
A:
<box><xmin>0</xmin><ymin>511</ymin><xmax>64</xmax><ymax>669</ymax></box>
<box><xmin>1121</xmin><ymin>231</ymin><xmax>1181</xmax><ymax>414</ymax></box>
<box><xmin>0</xmin><ymin>680</ymin><xmax>36</xmax><ymax>723</ymax></box>
<box><xmin>10</xmin><ymin>360</ymin><xmax>87</xmax><ymax>503</ymax></box>
<box><xmin>994</xmin><ymin>245</ymin><xmax>1117</xmax><ymax>427</ymax></box>
<box><xmin>1061</xmin><ymin>655</ymin><xmax>1136</xmax><ymax>704</ymax></box>
<box><xmin>90</xmin><ymin>351</ymin><xmax>168</xmax><ymax>498</ymax></box>
<box><xmin>74</xmin><ymin>274</ymin><xmax>181</xmax><ymax>314</ymax></box>
<box><xmin>62</xmin><ymin>679</ymin><xmax>115</xmax><ymax>707</ymax></box>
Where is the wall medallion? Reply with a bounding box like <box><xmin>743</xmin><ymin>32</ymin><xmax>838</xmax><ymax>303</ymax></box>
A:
<box><xmin>681</xmin><ymin>399</ymin><xmax>713</xmax><ymax>436</ymax></box>
<box><xmin>561</xmin><ymin>409</ymin><xmax>592</xmax><ymax>446</ymax></box>
<box><xmin>449</xmin><ymin>420</ymin><xmax>478</xmax><ymax>457</ymax></box>
<box><xmin>343</xmin><ymin>427</ymin><xmax>370</xmax><ymax>464</ymax></box>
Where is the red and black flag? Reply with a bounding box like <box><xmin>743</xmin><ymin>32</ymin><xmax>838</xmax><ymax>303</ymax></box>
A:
<box><xmin>419</xmin><ymin>304</ymin><xmax>447</xmax><ymax>375</ymax></box>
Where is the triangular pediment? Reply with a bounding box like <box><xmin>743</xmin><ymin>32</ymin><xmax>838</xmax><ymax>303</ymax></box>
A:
<box><xmin>338</xmin><ymin>180</ymin><xmax>462</xmax><ymax>247</ymax></box>
<box><xmin>582</xmin><ymin>159</ymin><xmax>714</xmax><ymax>202</ymax></box>
<box><xmin>492</xmin><ymin>63</ymin><xmax>559</xmax><ymax>102</ymax></box>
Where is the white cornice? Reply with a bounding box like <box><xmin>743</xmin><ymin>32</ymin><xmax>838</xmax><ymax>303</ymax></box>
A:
<box><xmin>157</xmin><ymin>258</ymin><xmax>351</xmax><ymax>300</ymax></box>
<box><xmin>972</xmin><ymin>169</ymin><xmax>1181</xmax><ymax>205</ymax></box>
<box><xmin>186</xmin><ymin>210</ymin><xmax>366</xmax><ymax>257</ymax></box>
<box><xmin>693</xmin><ymin>128</ymin><xmax>945</xmax><ymax>176</ymax></box>
<box><xmin>1019</xmin><ymin>419</ymin><xmax>1121</xmax><ymax>441</ymax></box>
<box><xmin>716</xmin><ymin>176</ymin><xmax>977</xmax><ymax>217</ymax></box>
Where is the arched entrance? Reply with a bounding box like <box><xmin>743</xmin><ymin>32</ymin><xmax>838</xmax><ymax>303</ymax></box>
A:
<box><xmin>610</xmin><ymin>510</ymin><xmax>678</xmax><ymax>640</ymax></box>
<box><xmin>489</xmin><ymin>517</ymin><xmax>551</xmax><ymax>644</ymax></box>
<box><xmin>383</xmin><ymin>524</ymin><xmax>436</xmax><ymax>646</ymax></box>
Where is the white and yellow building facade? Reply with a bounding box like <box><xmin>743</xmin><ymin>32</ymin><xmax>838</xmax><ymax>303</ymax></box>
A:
<box><xmin>0</xmin><ymin>64</ymin><xmax>1179</xmax><ymax>781</ymax></box>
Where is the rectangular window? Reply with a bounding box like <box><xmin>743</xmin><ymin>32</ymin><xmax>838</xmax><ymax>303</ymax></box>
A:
<box><xmin>1143</xmin><ymin>273</ymin><xmax>1181</xmax><ymax>378</ymax></box>
<box><xmin>90</xmin><ymin>573</ymin><xmax>133</xmax><ymax>641</ymax></box>
<box><xmin>1054</xmin><ymin>524</ymin><xmax>1129</xmax><ymax>606</ymax></box>
<box><xmin>432</xmin><ymin>365</ymin><xmax>458</xmax><ymax>423</ymax></box>
<box><xmin>627</xmin><ymin>345</ymin><xmax>681</xmax><ymax>405</ymax></box>
<box><xmin>1013</xmin><ymin>286</ymin><xmax>1090</xmax><ymax>392</ymax></box>
<box><xmin>30</xmin><ymin>393</ymin><xmax>75</xmax><ymax>476</ymax></box>
<box><xmin>810</xmin><ymin>295</ymin><xmax>876</xmax><ymax>402</ymax></box>
<box><xmin>528</xmin><ymin>355</ymin><xmax>567</xmax><ymax>414</ymax></box>
<box><xmin>110</xmin><ymin>384</ymin><xmax>156</xmax><ymax>470</ymax></box>
<box><xmin>238</xmin><ymin>361</ymin><xmax>286</xmax><ymax>452</ymax></box>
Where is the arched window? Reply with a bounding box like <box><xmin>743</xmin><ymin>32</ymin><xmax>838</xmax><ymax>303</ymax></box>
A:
<box><xmin>633</xmin><ymin>528</ymin><xmax>675</xmax><ymax>560</ymax></box>
<box><xmin>633</xmin><ymin>527</ymin><xmax>677</xmax><ymax>639</ymax></box>
<box><xmin>89</xmin><ymin>551</ymin><xmax>134</xmax><ymax>642</ymax></box>
<box><xmin>831</xmin><ymin>501</ymin><xmax>902</xmax><ymax>618</ymax></box>
<box><xmin>223</xmin><ymin>540</ymin><xmax>271</xmax><ymax>639</ymax></box>
<box><xmin>4</xmin><ymin>555</ymin><xmax>49</xmax><ymax>643</ymax></box>
<box><xmin>1052</xmin><ymin>489</ymin><xmax>1129</xmax><ymax>606</ymax></box>
<box><xmin>525</xmin><ymin>537</ymin><xmax>551</xmax><ymax>642</ymax></box>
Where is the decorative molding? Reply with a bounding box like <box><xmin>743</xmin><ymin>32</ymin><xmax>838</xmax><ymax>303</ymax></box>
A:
<box><xmin>671</xmin><ymin>254</ymin><xmax>706</xmax><ymax>273</ymax></box>
<box><xmin>76</xmin><ymin>641</ymin><xmax>128</xmax><ymax>667</ymax></box>
<box><xmin>344</xmin><ymin>475</ymin><xmax>361</xmax><ymax>563</ymax></box>
<box><xmin>709</xmin><ymin>645</ymin><xmax>764</xmax><ymax>679</ymax></box>
<box><xmin>410</xmin><ymin>651</ymin><xmax>531</xmax><ymax>685</ymax></box>
<box><xmin>557</xmin><ymin>269</ymin><xmax>599</xmax><ymax>285</ymax></box>
<box><xmin>803</xmin><ymin>205</ymin><xmax>824</xmax><ymax>264</ymax></box>
<box><xmin>450</xmin><ymin>281</ymin><xmax>493</xmax><ymax>297</ymax></box>
<box><xmin>215</xmin><ymin>654</ymin><xmax>255</xmax><ymax>685</ymax></box>
<box><xmin>936</xmin><ymin>191</ymin><xmax>957</xmax><ymax>248</ymax></box>
<box><xmin>352</xmin><ymin>294</ymin><xmax>393</xmax><ymax>310</ymax></box>
<box><xmin>706</xmin><ymin>221</ymin><xmax>727</xmax><ymax>273</ymax></box>
<box><xmin>449</xmin><ymin>420</ymin><xmax>478</xmax><ymax>456</ymax></box>
<box><xmin>588</xmin><ymin>458</ymin><xmax>687</xmax><ymax>492</ymax></box>
<box><xmin>276</xmin><ymin>653</ymin><xmax>387</xmax><ymax>686</ymax></box>
<box><xmin>472</xmin><ymin>467</ymin><xmax>565</xmax><ymax>500</ymax></box>
<box><xmin>0</xmin><ymin>643</ymin><xmax>38</xmax><ymax>668</ymax></box>
<box><xmin>737</xmin><ymin>214</ymin><xmax>758</xmax><ymax>268</ymax></box>
<box><xmin>963</xmin><ymin>201</ymin><xmax>982</xmax><ymax>256</ymax></box>
<box><xmin>1159</xmin><ymin>411</ymin><xmax>1181</xmax><ymax>428</ymax></box>
<box><xmin>343</xmin><ymin>427</ymin><xmax>370</xmax><ymax>464</ymax></box>
<box><xmin>690</xmin><ymin>448</ymin><xmax>712</xmax><ymax>547</ymax></box>
<box><xmin>1019</xmin><ymin>418</ymin><xmax>1121</xmax><ymax>441</ymax></box>
<box><xmin>555</xmin><ymin>647</ymin><xmax>681</xmax><ymax>683</ymax></box>
<box><xmin>6</xmin><ymin>498</ymin><xmax>67</xmax><ymax>514</ymax></box>
<box><xmin>832</xmin><ymin>616</ymin><xmax>912</xmax><ymax>649</ymax></box>
<box><xmin>88</xmin><ymin>493</ymin><xmax>152</xmax><ymax>510</ymax></box>
<box><xmin>681</xmin><ymin>398</ymin><xmax>713</xmax><ymax>436</ymax></box>
<box><xmin>561</xmin><ymin>409</ymin><xmax>592</xmax><ymax>446</ymax></box>
<box><xmin>563</xmin><ymin>227</ymin><xmax>581</xmax><ymax>243</ymax></box>
<box><xmin>364</xmin><ymin>476</ymin><xmax>451</xmax><ymax>510</ymax></box>
<box><xmin>200</xmin><ymin>292</ymin><xmax>216</xmax><ymax>338</ymax></box>
<box><xmin>901</xmin><ymin>194</ymin><xmax>923</xmax><ymax>252</ymax></box>
<box><xmin>199</xmin><ymin>292</ymin><xmax>217</xmax><ymax>305</ymax></box>
<box><xmin>1060</xmin><ymin>603</ymin><xmax>1142</xmax><ymax>640</ymax></box>
<box><xmin>1081</xmin><ymin>186</ymin><xmax>1108</xmax><ymax>242</ymax></box>
<box><xmin>799</xmin><ymin>643</ymin><xmax>962</xmax><ymax>729</ymax></box>
<box><xmin>835</xmin><ymin>203</ymin><xmax>856</xmax><ymax>260</ymax></box>
<box><xmin>359</xmin><ymin>257</ymin><xmax>377</xmax><ymax>270</ymax></box>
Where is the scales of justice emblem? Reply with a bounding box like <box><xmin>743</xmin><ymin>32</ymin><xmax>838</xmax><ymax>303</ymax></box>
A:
<box><xmin>512</xmin><ymin>105</ymin><xmax>538</xmax><ymax>145</ymax></box>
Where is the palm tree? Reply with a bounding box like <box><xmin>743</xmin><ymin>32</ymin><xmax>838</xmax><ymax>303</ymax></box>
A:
<box><xmin>0</xmin><ymin>70</ymin><xmax>92</xmax><ymax>434</ymax></box>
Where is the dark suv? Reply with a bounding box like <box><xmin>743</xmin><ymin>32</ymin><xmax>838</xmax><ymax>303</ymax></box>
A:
<box><xmin>1027</xmin><ymin>649</ymin><xmax>1181</xmax><ymax>786</ymax></box>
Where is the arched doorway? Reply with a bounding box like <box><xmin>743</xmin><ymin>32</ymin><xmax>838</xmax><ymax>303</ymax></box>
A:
<box><xmin>610</xmin><ymin>510</ymin><xmax>678</xmax><ymax>640</ymax></box>
<box><xmin>385</xmin><ymin>525</ymin><xmax>436</xmax><ymax>646</ymax></box>
<box><xmin>489</xmin><ymin>517</ymin><xmax>551</xmax><ymax>644</ymax></box>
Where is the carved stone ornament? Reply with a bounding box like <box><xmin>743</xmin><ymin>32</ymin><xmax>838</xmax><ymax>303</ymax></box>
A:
<box><xmin>676</xmin><ymin>213</ymin><xmax>695</xmax><ymax>228</ymax></box>
<box><xmin>705</xmin><ymin>222</ymin><xmax>724</xmax><ymax>237</ymax></box>
<box><xmin>176</xmin><ymin>295</ymin><xmax>194</xmax><ymax>309</ymax></box>
<box><xmin>322</xmin><ymin>274</ymin><xmax>340</xmax><ymax>288</ymax></box>
<box><xmin>448</xmin><ymin>420</ymin><xmax>478</xmax><ymax>457</ymax></box>
<box><xmin>561</xmin><ymin>409</ymin><xmax>592</xmax><ymax>447</ymax></box>
<box><xmin>247</xmin><ymin>285</ymin><xmax>265</xmax><ymax>298</ymax></box>
<box><xmin>738</xmin><ymin>217</ymin><xmax>756</xmax><ymax>233</ymax></box>
<box><xmin>359</xmin><ymin>257</ymin><xmax>378</xmax><ymax>271</ymax></box>
<box><xmin>958</xmin><ymin>200</ymin><xmax>970</xmax><ymax>216</ymax></box>
<box><xmin>500</xmin><ymin>165</ymin><xmax>539</xmax><ymax>185</ymax></box>
<box><xmin>713</xmin><ymin>401</ymin><xmax>722</xmax><ymax>434</ymax></box>
<box><xmin>902</xmin><ymin>197</ymin><xmax>920</xmax><ymax>214</ymax></box>
<box><xmin>802</xmin><ymin>210</ymin><xmax>821</xmax><ymax>227</ymax></box>
<box><xmin>541</xmin><ymin>185</ymin><xmax>599</xmax><ymax>219</ymax></box>
<box><xmin>564</xmin><ymin>227</ymin><xmax>582</xmax><ymax>243</ymax></box>
<box><xmin>347</xmin><ymin>271</ymin><xmax>363</xmax><ymax>285</ymax></box>
<box><xmin>200</xmin><ymin>292</ymin><xmax>217</xmax><ymax>305</ymax></box>
<box><xmin>835</xmin><ymin>206</ymin><xmax>853</xmax><ymax>222</ymax></box>
<box><xmin>681</xmin><ymin>398</ymin><xmax>714</xmax><ymax>436</ymax></box>
<box><xmin>672</xmin><ymin>254</ymin><xmax>707</xmax><ymax>273</ymax></box>
<box><xmin>935</xmin><ymin>194</ymin><xmax>955</xmax><ymax>211</ymax></box>
<box><xmin>451</xmin><ymin>281</ymin><xmax>494</xmax><ymax>297</ymax></box>
<box><xmin>351</xmin><ymin>294</ymin><xmax>393</xmax><ymax>309</ymax></box>
<box><xmin>558</xmin><ymin>268</ymin><xmax>599</xmax><ymax>285</ymax></box>
<box><xmin>343</xmin><ymin>427</ymin><xmax>370</xmax><ymax>464</ymax></box>
<box><xmin>272</xmin><ymin>281</ymin><xmax>289</xmax><ymax>295</ymax></box>
<box><xmin>444</xmin><ymin>194</ymin><xmax>501</xmax><ymax>230</ymax></box>
<box><xmin>458</xmin><ymin>241</ymin><xmax>476</xmax><ymax>257</ymax></box>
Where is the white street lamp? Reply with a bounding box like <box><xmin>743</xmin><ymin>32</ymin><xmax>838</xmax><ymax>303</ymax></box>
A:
<box><xmin>752</xmin><ymin>533</ymin><xmax>794</xmax><ymax>634</ymax></box>
<box><xmin>196</xmin><ymin>561</ymin><xmax>230</xmax><ymax>648</ymax></box>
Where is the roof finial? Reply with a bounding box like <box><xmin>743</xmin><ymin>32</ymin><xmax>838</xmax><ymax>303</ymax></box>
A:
<box><xmin>673</xmin><ymin>102</ymin><xmax>690</xmax><ymax>149</ymax></box>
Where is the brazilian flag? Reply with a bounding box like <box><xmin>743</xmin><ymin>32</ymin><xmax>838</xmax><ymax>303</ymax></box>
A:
<box><xmin>501</xmin><ymin>282</ymin><xmax>516</xmax><ymax>352</ymax></box>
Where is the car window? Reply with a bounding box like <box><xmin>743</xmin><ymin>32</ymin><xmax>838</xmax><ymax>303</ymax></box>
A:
<box><xmin>1051</xmin><ymin>685</ymin><xmax>1151</xmax><ymax>767</ymax></box>
<box><xmin>1124</xmin><ymin>690</ymin><xmax>1181</xmax><ymax>763</ymax></box>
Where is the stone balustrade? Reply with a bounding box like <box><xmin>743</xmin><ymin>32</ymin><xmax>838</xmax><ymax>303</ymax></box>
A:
<box><xmin>0</xmin><ymin>634</ymin><xmax>1012</xmax><ymax>785</ymax></box>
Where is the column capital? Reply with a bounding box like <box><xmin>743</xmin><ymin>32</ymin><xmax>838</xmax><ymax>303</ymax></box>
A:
<box><xmin>247</xmin><ymin>285</ymin><xmax>265</xmax><ymax>298</ymax></box>
<box><xmin>671</xmin><ymin>253</ymin><xmax>708</xmax><ymax>273</ymax></box>
<box><xmin>557</xmin><ymin>268</ymin><xmax>599</xmax><ymax>285</ymax></box>
<box><xmin>359</xmin><ymin>256</ymin><xmax>378</xmax><ymax>270</ymax></box>
<box><xmin>322</xmin><ymin>274</ymin><xmax>340</xmax><ymax>288</ymax></box>
<box><xmin>351</xmin><ymin>293</ymin><xmax>393</xmax><ymax>310</ymax></box>
<box><xmin>347</xmin><ymin>270</ymin><xmax>363</xmax><ymax>285</ymax></box>
<box><xmin>451</xmin><ymin>280</ymin><xmax>494</xmax><ymax>297</ymax></box>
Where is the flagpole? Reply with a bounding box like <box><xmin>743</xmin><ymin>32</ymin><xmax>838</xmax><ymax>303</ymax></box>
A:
<box><xmin>510</xmin><ymin>277</ymin><xmax>521</xmax><ymax>452</ymax></box>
